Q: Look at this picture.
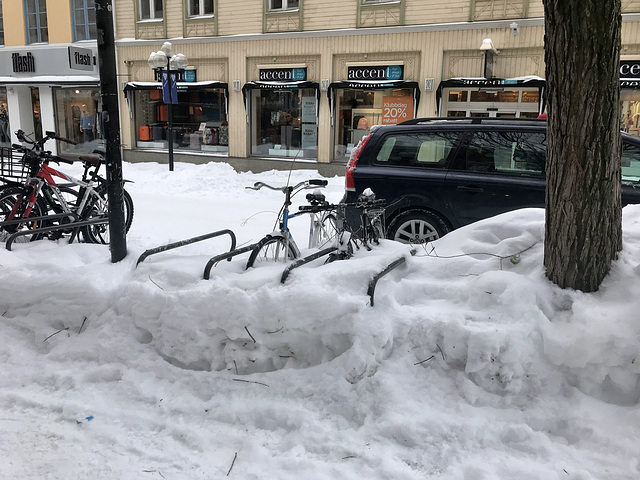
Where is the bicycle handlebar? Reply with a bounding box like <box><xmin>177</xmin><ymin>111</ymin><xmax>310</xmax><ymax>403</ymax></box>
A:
<box><xmin>246</xmin><ymin>179</ymin><xmax>328</xmax><ymax>192</ymax></box>
<box><xmin>298</xmin><ymin>198</ymin><xmax>386</xmax><ymax>213</ymax></box>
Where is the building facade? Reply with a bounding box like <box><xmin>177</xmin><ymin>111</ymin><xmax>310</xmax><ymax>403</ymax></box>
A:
<box><xmin>3</xmin><ymin>2</ymin><xmax>640</xmax><ymax>167</ymax></box>
<box><xmin>0</xmin><ymin>0</ymin><xmax>101</xmax><ymax>153</ymax></box>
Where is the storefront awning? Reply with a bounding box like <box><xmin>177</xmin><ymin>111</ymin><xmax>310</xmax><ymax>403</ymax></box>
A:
<box><xmin>124</xmin><ymin>80</ymin><xmax>229</xmax><ymax>117</ymax></box>
<box><xmin>436</xmin><ymin>76</ymin><xmax>546</xmax><ymax>116</ymax></box>
<box><xmin>0</xmin><ymin>75</ymin><xmax>100</xmax><ymax>86</ymax></box>
<box><xmin>241</xmin><ymin>81</ymin><xmax>321</xmax><ymax>124</ymax></box>
<box><xmin>124</xmin><ymin>81</ymin><xmax>228</xmax><ymax>93</ymax></box>
<box><xmin>326</xmin><ymin>80</ymin><xmax>421</xmax><ymax>126</ymax></box>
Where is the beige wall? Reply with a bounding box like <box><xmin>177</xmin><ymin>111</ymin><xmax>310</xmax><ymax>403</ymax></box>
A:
<box><xmin>116</xmin><ymin>23</ymin><xmax>548</xmax><ymax>161</ymax></box>
<box><xmin>3</xmin><ymin>1</ymin><xmax>26</xmax><ymax>46</ymax></box>
<box><xmin>47</xmin><ymin>0</ymin><xmax>73</xmax><ymax>43</ymax></box>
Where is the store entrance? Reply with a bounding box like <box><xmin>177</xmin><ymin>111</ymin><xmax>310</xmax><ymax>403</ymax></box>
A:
<box><xmin>333</xmin><ymin>87</ymin><xmax>415</xmax><ymax>161</ymax></box>
<box><xmin>249</xmin><ymin>88</ymin><xmax>318</xmax><ymax>159</ymax></box>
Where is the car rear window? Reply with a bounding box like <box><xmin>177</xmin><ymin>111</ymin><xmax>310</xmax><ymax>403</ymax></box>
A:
<box><xmin>374</xmin><ymin>132</ymin><xmax>461</xmax><ymax>167</ymax></box>
<box><xmin>457</xmin><ymin>131</ymin><xmax>546</xmax><ymax>177</ymax></box>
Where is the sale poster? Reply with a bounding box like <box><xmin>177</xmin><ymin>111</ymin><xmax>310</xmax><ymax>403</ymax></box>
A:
<box><xmin>381</xmin><ymin>96</ymin><xmax>414</xmax><ymax>125</ymax></box>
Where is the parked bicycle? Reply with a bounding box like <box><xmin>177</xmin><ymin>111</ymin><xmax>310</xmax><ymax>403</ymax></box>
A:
<box><xmin>244</xmin><ymin>178</ymin><xmax>334</xmax><ymax>267</ymax></box>
<box><xmin>0</xmin><ymin>129</ymin><xmax>134</xmax><ymax>244</ymax></box>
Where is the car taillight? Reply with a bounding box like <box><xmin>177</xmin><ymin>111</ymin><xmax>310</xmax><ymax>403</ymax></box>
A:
<box><xmin>345</xmin><ymin>132</ymin><xmax>373</xmax><ymax>191</ymax></box>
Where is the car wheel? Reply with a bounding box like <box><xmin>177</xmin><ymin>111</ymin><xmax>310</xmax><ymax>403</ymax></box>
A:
<box><xmin>387</xmin><ymin>209</ymin><xmax>450</xmax><ymax>244</ymax></box>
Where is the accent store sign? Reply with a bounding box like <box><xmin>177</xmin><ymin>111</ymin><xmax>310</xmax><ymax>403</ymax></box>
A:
<box><xmin>348</xmin><ymin>65</ymin><xmax>404</xmax><ymax>81</ymax></box>
<box><xmin>259</xmin><ymin>67</ymin><xmax>307</xmax><ymax>82</ymax></box>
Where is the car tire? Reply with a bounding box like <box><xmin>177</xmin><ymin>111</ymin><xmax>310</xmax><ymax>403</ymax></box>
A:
<box><xmin>387</xmin><ymin>209</ymin><xmax>450</xmax><ymax>244</ymax></box>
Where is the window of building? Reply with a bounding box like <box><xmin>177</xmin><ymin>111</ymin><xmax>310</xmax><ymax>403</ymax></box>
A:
<box><xmin>0</xmin><ymin>1</ymin><xmax>5</xmax><ymax>46</ymax></box>
<box><xmin>53</xmin><ymin>88</ymin><xmax>102</xmax><ymax>151</ymax></box>
<box><xmin>25</xmin><ymin>0</ymin><xmax>48</xmax><ymax>44</ymax></box>
<box><xmin>72</xmin><ymin>0</ymin><xmax>97</xmax><ymax>41</ymax></box>
<box><xmin>188</xmin><ymin>0</ymin><xmax>214</xmax><ymax>17</ymax></box>
<box><xmin>268</xmin><ymin>0</ymin><xmax>299</xmax><ymax>12</ymax></box>
<box><xmin>132</xmin><ymin>87</ymin><xmax>228</xmax><ymax>154</ymax></box>
<box><xmin>139</xmin><ymin>0</ymin><xmax>163</xmax><ymax>20</ymax></box>
<box><xmin>362</xmin><ymin>0</ymin><xmax>398</xmax><ymax>4</ymax></box>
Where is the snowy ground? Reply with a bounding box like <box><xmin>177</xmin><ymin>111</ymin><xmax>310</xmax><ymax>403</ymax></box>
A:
<box><xmin>1</xmin><ymin>160</ymin><xmax>640</xmax><ymax>479</ymax></box>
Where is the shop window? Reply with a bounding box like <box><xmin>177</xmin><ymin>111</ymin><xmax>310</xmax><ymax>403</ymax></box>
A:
<box><xmin>25</xmin><ymin>0</ymin><xmax>48</xmax><ymax>44</ymax></box>
<box><xmin>133</xmin><ymin>88</ymin><xmax>228</xmax><ymax>154</ymax></box>
<box><xmin>448</xmin><ymin>91</ymin><xmax>466</xmax><ymax>102</ymax></box>
<box><xmin>188</xmin><ymin>0</ymin><xmax>214</xmax><ymax>17</ymax></box>
<box><xmin>250</xmin><ymin>88</ymin><xmax>317</xmax><ymax>159</ymax></box>
<box><xmin>521</xmin><ymin>91</ymin><xmax>540</xmax><ymax>103</ymax></box>
<box><xmin>0</xmin><ymin>1</ymin><xmax>4</xmax><ymax>46</ymax></box>
<box><xmin>470</xmin><ymin>90</ymin><xmax>518</xmax><ymax>103</ymax></box>
<box><xmin>0</xmin><ymin>88</ymin><xmax>9</xmax><ymax>147</ymax></box>
<box><xmin>139</xmin><ymin>0</ymin><xmax>163</xmax><ymax>20</ymax></box>
<box><xmin>268</xmin><ymin>0</ymin><xmax>299</xmax><ymax>11</ymax></box>
<box><xmin>333</xmin><ymin>88</ymin><xmax>414</xmax><ymax>160</ymax></box>
<box><xmin>53</xmin><ymin>88</ymin><xmax>102</xmax><ymax>152</ymax></box>
<box><xmin>72</xmin><ymin>0</ymin><xmax>97</xmax><ymax>41</ymax></box>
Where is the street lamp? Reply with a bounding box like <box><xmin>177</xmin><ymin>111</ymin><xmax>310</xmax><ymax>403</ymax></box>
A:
<box><xmin>148</xmin><ymin>42</ymin><xmax>188</xmax><ymax>171</ymax></box>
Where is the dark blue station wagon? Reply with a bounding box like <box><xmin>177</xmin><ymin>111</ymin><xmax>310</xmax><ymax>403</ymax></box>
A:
<box><xmin>343</xmin><ymin>118</ymin><xmax>640</xmax><ymax>243</ymax></box>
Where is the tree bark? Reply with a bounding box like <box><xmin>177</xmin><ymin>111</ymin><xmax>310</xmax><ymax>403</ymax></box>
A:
<box><xmin>543</xmin><ymin>0</ymin><xmax>622</xmax><ymax>292</ymax></box>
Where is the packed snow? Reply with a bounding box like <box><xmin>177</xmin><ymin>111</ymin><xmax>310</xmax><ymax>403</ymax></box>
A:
<box><xmin>1</xmin><ymin>160</ymin><xmax>640</xmax><ymax>480</ymax></box>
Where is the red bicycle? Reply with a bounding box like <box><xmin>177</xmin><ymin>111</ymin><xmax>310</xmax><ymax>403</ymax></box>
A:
<box><xmin>0</xmin><ymin>130</ymin><xmax>133</xmax><ymax>244</ymax></box>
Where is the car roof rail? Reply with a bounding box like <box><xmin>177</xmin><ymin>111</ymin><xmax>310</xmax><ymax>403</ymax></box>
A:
<box><xmin>398</xmin><ymin>117</ymin><xmax>547</xmax><ymax>126</ymax></box>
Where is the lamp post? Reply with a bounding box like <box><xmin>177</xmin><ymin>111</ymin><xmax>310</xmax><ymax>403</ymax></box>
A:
<box><xmin>148</xmin><ymin>42</ymin><xmax>188</xmax><ymax>171</ymax></box>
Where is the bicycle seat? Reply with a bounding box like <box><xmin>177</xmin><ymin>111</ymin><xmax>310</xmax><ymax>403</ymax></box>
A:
<box><xmin>57</xmin><ymin>153</ymin><xmax>101</xmax><ymax>166</ymax></box>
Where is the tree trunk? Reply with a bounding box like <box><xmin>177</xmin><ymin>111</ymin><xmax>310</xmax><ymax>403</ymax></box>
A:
<box><xmin>543</xmin><ymin>0</ymin><xmax>622</xmax><ymax>292</ymax></box>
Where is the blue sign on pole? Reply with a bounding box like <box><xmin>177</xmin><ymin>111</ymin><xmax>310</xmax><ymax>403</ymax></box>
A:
<box><xmin>161</xmin><ymin>70</ymin><xmax>178</xmax><ymax>104</ymax></box>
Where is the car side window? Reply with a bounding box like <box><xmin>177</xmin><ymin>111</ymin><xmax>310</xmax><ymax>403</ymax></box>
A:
<box><xmin>622</xmin><ymin>140</ymin><xmax>640</xmax><ymax>182</ymax></box>
<box><xmin>457</xmin><ymin>131</ymin><xmax>546</xmax><ymax>177</ymax></box>
<box><xmin>374</xmin><ymin>132</ymin><xmax>461</xmax><ymax>168</ymax></box>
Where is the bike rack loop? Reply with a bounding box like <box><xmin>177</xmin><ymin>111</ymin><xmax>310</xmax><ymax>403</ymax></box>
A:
<box><xmin>5</xmin><ymin>216</ymin><xmax>108</xmax><ymax>251</ymax></box>
<box><xmin>367</xmin><ymin>249</ymin><xmax>416</xmax><ymax>307</ymax></box>
<box><xmin>280</xmin><ymin>246</ymin><xmax>337</xmax><ymax>284</ymax></box>
<box><xmin>202</xmin><ymin>242</ymin><xmax>259</xmax><ymax>280</ymax></box>
<box><xmin>135</xmin><ymin>229</ymin><xmax>237</xmax><ymax>268</ymax></box>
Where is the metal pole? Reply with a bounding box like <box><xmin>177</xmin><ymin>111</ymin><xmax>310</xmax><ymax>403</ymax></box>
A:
<box><xmin>95</xmin><ymin>0</ymin><xmax>127</xmax><ymax>262</ymax></box>
<box><xmin>167</xmin><ymin>59</ymin><xmax>174</xmax><ymax>171</ymax></box>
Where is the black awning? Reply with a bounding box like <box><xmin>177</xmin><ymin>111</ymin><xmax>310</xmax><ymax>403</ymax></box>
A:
<box><xmin>241</xmin><ymin>80</ymin><xmax>319</xmax><ymax>94</ymax></box>
<box><xmin>326</xmin><ymin>80</ymin><xmax>421</xmax><ymax>126</ymax></box>
<box><xmin>436</xmin><ymin>77</ymin><xmax>547</xmax><ymax>116</ymax></box>
<box><xmin>123</xmin><ymin>81</ymin><xmax>229</xmax><ymax>117</ymax></box>
<box><xmin>241</xmin><ymin>81</ymin><xmax>320</xmax><ymax>124</ymax></box>
<box><xmin>124</xmin><ymin>80</ymin><xmax>228</xmax><ymax>93</ymax></box>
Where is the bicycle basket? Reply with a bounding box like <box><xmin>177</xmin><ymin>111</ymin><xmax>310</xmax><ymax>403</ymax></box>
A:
<box><xmin>0</xmin><ymin>147</ymin><xmax>29</xmax><ymax>183</ymax></box>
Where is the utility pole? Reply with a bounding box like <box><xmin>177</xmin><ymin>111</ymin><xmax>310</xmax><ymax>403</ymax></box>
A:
<box><xmin>95</xmin><ymin>0</ymin><xmax>127</xmax><ymax>262</ymax></box>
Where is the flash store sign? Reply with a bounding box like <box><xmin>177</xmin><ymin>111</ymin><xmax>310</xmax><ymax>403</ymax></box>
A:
<box><xmin>68</xmin><ymin>46</ymin><xmax>94</xmax><ymax>72</ymax></box>
<box><xmin>12</xmin><ymin>52</ymin><xmax>35</xmax><ymax>73</ymax></box>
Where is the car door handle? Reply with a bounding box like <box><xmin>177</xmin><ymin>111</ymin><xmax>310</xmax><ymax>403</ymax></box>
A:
<box><xmin>457</xmin><ymin>185</ymin><xmax>484</xmax><ymax>193</ymax></box>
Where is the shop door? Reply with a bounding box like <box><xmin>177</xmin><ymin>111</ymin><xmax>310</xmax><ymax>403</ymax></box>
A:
<box><xmin>31</xmin><ymin>87</ymin><xmax>42</xmax><ymax>140</ymax></box>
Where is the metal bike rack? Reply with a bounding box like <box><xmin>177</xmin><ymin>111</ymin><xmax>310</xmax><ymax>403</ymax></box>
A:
<box><xmin>136</xmin><ymin>229</ymin><xmax>237</xmax><ymax>267</ymax></box>
<box><xmin>280</xmin><ymin>246</ymin><xmax>337</xmax><ymax>284</ymax></box>
<box><xmin>5</xmin><ymin>215</ymin><xmax>108</xmax><ymax>251</ymax></box>
<box><xmin>202</xmin><ymin>242</ymin><xmax>260</xmax><ymax>280</ymax></box>
<box><xmin>367</xmin><ymin>249</ymin><xmax>416</xmax><ymax>306</ymax></box>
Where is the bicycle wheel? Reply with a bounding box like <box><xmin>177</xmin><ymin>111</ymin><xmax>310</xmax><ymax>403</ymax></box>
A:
<box><xmin>0</xmin><ymin>185</ymin><xmax>49</xmax><ymax>242</ymax></box>
<box><xmin>315</xmin><ymin>212</ymin><xmax>339</xmax><ymax>249</ymax></box>
<box><xmin>82</xmin><ymin>187</ymin><xmax>134</xmax><ymax>244</ymax></box>
<box><xmin>246</xmin><ymin>235</ymin><xmax>298</xmax><ymax>268</ymax></box>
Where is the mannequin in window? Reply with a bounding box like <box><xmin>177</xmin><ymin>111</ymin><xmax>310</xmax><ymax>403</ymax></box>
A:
<box><xmin>80</xmin><ymin>109</ymin><xmax>95</xmax><ymax>142</ymax></box>
<box><xmin>357</xmin><ymin>117</ymin><xmax>369</xmax><ymax>130</ymax></box>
